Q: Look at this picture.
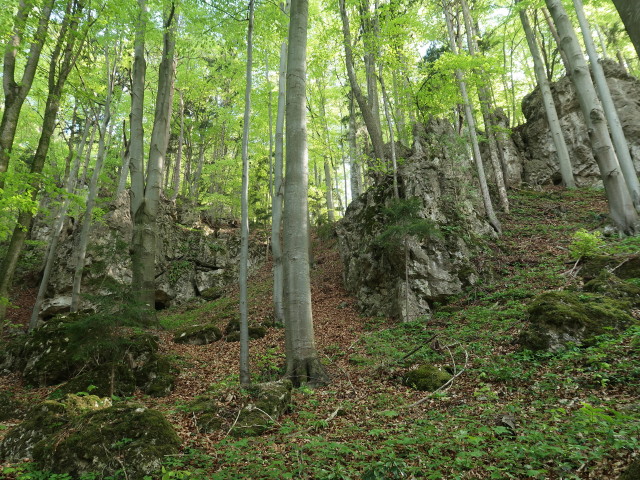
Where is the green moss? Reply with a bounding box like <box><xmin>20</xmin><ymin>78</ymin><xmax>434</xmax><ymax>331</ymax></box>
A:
<box><xmin>200</xmin><ymin>286</ymin><xmax>224</xmax><ymax>301</ymax></box>
<box><xmin>52</xmin><ymin>363</ymin><xmax>137</xmax><ymax>398</ymax></box>
<box><xmin>519</xmin><ymin>291</ymin><xmax>635</xmax><ymax>352</ymax></box>
<box><xmin>583</xmin><ymin>270</ymin><xmax>640</xmax><ymax>307</ymax></box>
<box><xmin>33</xmin><ymin>403</ymin><xmax>180</xmax><ymax>479</ymax></box>
<box><xmin>0</xmin><ymin>391</ymin><xmax>23</xmax><ymax>421</ymax></box>
<box><xmin>402</xmin><ymin>364</ymin><xmax>452</xmax><ymax>392</ymax></box>
<box><xmin>174</xmin><ymin>323</ymin><xmax>222</xmax><ymax>345</ymax></box>
<box><xmin>579</xmin><ymin>254</ymin><xmax>640</xmax><ymax>281</ymax></box>
<box><xmin>231</xmin><ymin>380</ymin><xmax>293</xmax><ymax>437</ymax></box>
<box><xmin>620</xmin><ymin>459</ymin><xmax>640</xmax><ymax>480</ymax></box>
<box><xmin>136</xmin><ymin>355</ymin><xmax>178</xmax><ymax>397</ymax></box>
<box><xmin>189</xmin><ymin>396</ymin><xmax>222</xmax><ymax>433</ymax></box>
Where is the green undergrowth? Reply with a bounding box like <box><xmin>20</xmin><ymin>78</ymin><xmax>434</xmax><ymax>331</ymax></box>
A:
<box><xmin>4</xmin><ymin>188</ymin><xmax>640</xmax><ymax>479</ymax></box>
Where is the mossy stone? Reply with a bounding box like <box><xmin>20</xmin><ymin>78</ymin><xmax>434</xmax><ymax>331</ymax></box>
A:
<box><xmin>52</xmin><ymin>362</ymin><xmax>137</xmax><ymax>398</ymax></box>
<box><xmin>0</xmin><ymin>391</ymin><xmax>23</xmax><ymax>421</ymax></box>
<box><xmin>231</xmin><ymin>380</ymin><xmax>293</xmax><ymax>437</ymax></box>
<box><xmin>136</xmin><ymin>355</ymin><xmax>178</xmax><ymax>397</ymax></box>
<box><xmin>402</xmin><ymin>364</ymin><xmax>452</xmax><ymax>391</ymax></box>
<box><xmin>225</xmin><ymin>326</ymin><xmax>267</xmax><ymax>342</ymax></box>
<box><xmin>189</xmin><ymin>396</ymin><xmax>223</xmax><ymax>433</ymax></box>
<box><xmin>200</xmin><ymin>286</ymin><xmax>224</xmax><ymax>301</ymax></box>
<box><xmin>33</xmin><ymin>403</ymin><xmax>181</xmax><ymax>480</ymax></box>
<box><xmin>519</xmin><ymin>291</ymin><xmax>636</xmax><ymax>352</ymax></box>
<box><xmin>580</xmin><ymin>254</ymin><xmax>640</xmax><ymax>282</ymax></box>
<box><xmin>174</xmin><ymin>323</ymin><xmax>222</xmax><ymax>345</ymax></box>
<box><xmin>584</xmin><ymin>270</ymin><xmax>640</xmax><ymax>307</ymax></box>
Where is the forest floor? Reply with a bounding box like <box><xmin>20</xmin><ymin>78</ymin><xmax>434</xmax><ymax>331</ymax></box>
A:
<box><xmin>2</xmin><ymin>186</ymin><xmax>640</xmax><ymax>479</ymax></box>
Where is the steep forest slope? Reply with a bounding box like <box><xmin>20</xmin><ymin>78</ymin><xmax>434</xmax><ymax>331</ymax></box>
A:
<box><xmin>1</xmin><ymin>186</ymin><xmax>640</xmax><ymax>479</ymax></box>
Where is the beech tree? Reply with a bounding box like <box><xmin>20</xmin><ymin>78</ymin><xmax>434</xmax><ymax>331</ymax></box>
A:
<box><xmin>130</xmin><ymin>1</ymin><xmax>177</xmax><ymax>315</ymax></box>
<box><xmin>545</xmin><ymin>0</ymin><xmax>638</xmax><ymax>234</ymax></box>
<box><xmin>611</xmin><ymin>0</ymin><xmax>640</xmax><ymax>60</ymax></box>
<box><xmin>283</xmin><ymin>0</ymin><xmax>328</xmax><ymax>387</ymax></box>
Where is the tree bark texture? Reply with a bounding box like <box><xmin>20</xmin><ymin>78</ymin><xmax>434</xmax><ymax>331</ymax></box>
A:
<box><xmin>519</xmin><ymin>2</ymin><xmax>575</xmax><ymax>188</ymax></box>
<box><xmin>611</xmin><ymin>0</ymin><xmax>640</xmax><ymax>60</ymax></box>
<box><xmin>546</xmin><ymin>0</ymin><xmax>638</xmax><ymax>234</ymax></box>
<box><xmin>283</xmin><ymin>0</ymin><xmax>329</xmax><ymax>387</ymax></box>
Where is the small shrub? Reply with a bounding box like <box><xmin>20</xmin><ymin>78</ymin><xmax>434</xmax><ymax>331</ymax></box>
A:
<box><xmin>569</xmin><ymin>229</ymin><xmax>604</xmax><ymax>259</ymax></box>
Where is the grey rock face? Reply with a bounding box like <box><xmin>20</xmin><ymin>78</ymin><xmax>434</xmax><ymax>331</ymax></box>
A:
<box><xmin>37</xmin><ymin>191</ymin><xmax>265</xmax><ymax>318</ymax></box>
<box><xmin>336</xmin><ymin>119</ymin><xmax>494</xmax><ymax>321</ymax></box>
<box><xmin>514</xmin><ymin>60</ymin><xmax>640</xmax><ymax>187</ymax></box>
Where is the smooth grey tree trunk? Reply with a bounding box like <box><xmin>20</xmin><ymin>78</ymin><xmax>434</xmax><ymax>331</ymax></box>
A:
<box><xmin>546</xmin><ymin>0</ymin><xmax>638</xmax><ymax>234</ymax></box>
<box><xmin>70</xmin><ymin>52</ymin><xmax>117</xmax><ymax>313</ymax></box>
<box><xmin>0</xmin><ymin>0</ymin><xmax>55</xmax><ymax>190</ymax></box>
<box><xmin>574</xmin><ymin>0</ymin><xmax>640</xmax><ymax>209</ymax></box>
<box><xmin>339</xmin><ymin>0</ymin><xmax>386</xmax><ymax>167</ymax></box>
<box><xmin>131</xmin><ymin>4</ymin><xmax>177</xmax><ymax>315</ymax></box>
<box><xmin>378</xmin><ymin>68</ymin><xmax>399</xmax><ymax>199</ymax></box>
<box><xmin>519</xmin><ymin>2</ymin><xmax>575</xmax><ymax>188</ymax></box>
<box><xmin>271</xmin><ymin>41</ymin><xmax>287</xmax><ymax>326</ymax></box>
<box><xmin>348</xmin><ymin>93</ymin><xmax>362</xmax><ymax>200</ymax></box>
<box><xmin>29</xmin><ymin>118</ymin><xmax>91</xmax><ymax>330</ymax></box>
<box><xmin>170</xmin><ymin>90</ymin><xmax>185</xmax><ymax>201</ymax></box>
<box><xmin>442</xmin><ymin>0</ymin><xmax>501</xmax><ymax>234</ymax></box>
<box><xmin>116</xmin><ymin>121</ymin><xmax>131</xmax><ymax>195</ymax></box>
<box><xmin>239</xmin><ymin>0</ymin><xmax>255</xmax><ymax>387</ymax></box>
<box><xmin>324</xmin><ymin>159</ymin><xmax>336</xmax><ymax>222</ymax></box>
<box><xmin>542</xmin><ymin>7</ymin><xmax>571</xmax><ymax>73</ymax></box>
<box><xmin>283</xmin><ymin>0</ymin><xmax>328</xmax><ymax>387</ymax></box>
<box><xmin>460</xmin><ymin>0</ymin><xmax>510</xmax><ymax>212</ymax></box>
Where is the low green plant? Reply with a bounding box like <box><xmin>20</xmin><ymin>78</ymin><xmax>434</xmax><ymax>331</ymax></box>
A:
<box><xmin>569</xmin><ymin>228</ymin><xmax>604</xmax><ymax>259</ymax></box>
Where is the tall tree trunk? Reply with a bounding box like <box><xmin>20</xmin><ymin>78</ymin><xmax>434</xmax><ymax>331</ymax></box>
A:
<box><xmin>542</xmin><ymin>6</ymin><xmax>571</xmax><ymax>73</ymax></box>
<box><xmin>574</xmin><ymin>0</ymin><xmax>640</xmax><ymax>209</ymax></box>
<box><xmin>116</xmin><ymin>121</ymin><xmax>131</xmax><ymax>196</ymax></box>
<box><xmin>0</xmin><ymin>0</ymin><xmax>88</xmax><ymax>321</ymax></box>
<box><xmin>442</xmin><ymin>0</ymin><xmax>501</xmax><ymax>234</ymax></box>
<box><xmin>170</xmin><ymin>90</ymin><xmax>185</xmax><ymax>201</ymax></box>
<box><xmin>0</xmin><ymin>0</ymin><xmax>55</xmax><ymax>190</ymax></box>
<box><xmin>348</xmin><ymin>93</ymin><xmax>362</xmax><ymax>200</ymax></box>
<box><xmin>271</xmin><ymin>40</ymin><xmax>287</xmax><ymax>326</ymax></box>
<box><xmin>28</xmin><ymin>117</ymin><xmax>91</xmax><ymax>330</ymax></box>
<box><xmin>239</xmin><ymin>0</ymin><xmax>255</xmax><ymax>387</ymax></box>
<box><xmin>611</xmin><ymin>0</ymin><xmax>640</xmax><ymax>60</ymax></box>
<box><xmin>131</xmin><ymin>3</ymin><xmax>177</xmax><ymax>315</ymax></box>
<box><xmin>460</xmin><ymin>0</ymin><xmax>509</xmax><ymax>212</ymax></box>
<box><xmin>519</xmin><ymin>1</ymin><xmax>576</xmax><ymax>188</ymax></box>
<box><xmin>546</xmin><ymin>0</ymin><xmax>638</xmax><ymax>234</ymax></box>
<box><xmin>283</xmin><ymin>0</ymin><xmax>328</xmax><ymax>387</ymax></box>
<box><xmin>378</xmin><ymin>68</ymin><xmax>399</xmax><ymax>199</ymax></box>
<box><xmin>70</xmin><ymin>51</ymin><xmax>117</xmax><ymax>313</ymax></box>
<box><xmin>324</xmin><ymin>159</ymin><xmax>335</xmax><ymax>222</ymax></box>
<box><xmin>338</xmin><ymin>0</ymin><xmax>385</xmax><ymax>166</ymax></box>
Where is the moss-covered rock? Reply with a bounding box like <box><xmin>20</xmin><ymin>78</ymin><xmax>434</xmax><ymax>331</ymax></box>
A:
<box><xmin>0</xmin><ymin>391</ymin><xmax>23</xmax><ymax>421</ymax></box>
<box><xmin>200</xmin><ymin>286</ymin><xmax>224</xmax><ymax>301</ymax></box>
<box><xmin>579</xmin><ymin>254</ymin><xmax>640</xmax><ymax>282</ymax></box>
<box><xmin>402</xmin><ymin>364</ymin><xmax>452</xmax><ymax>391</ymax></box>
<box><xmin>584</xmin><ymin>270</ymin><xmax>640</xmax><ymax>307</ymax></box>
<box><xmin>518</xmin><ymin>291</ymin><xmax>636</xmax><ymax>352</ymax></box>
<box><xmin>136</xmin><ymin>355</ymin><xmax>178</xmax><ymax>397</ymax></box>
<box><xmin>36</xmin><ymin>403</ymin><xmax>180</xmax><ymax>480</ymax></box>
<box><xmin>173</xmin><ymin>323</ymin><xmax>222</xmax><ymax>345</ymax></box>
<box><xmin>0</xmin><ymin>397</ymin><xmax>180</xmax><ymax>480</ymax></box>
<box><xmin>225</xmin><ymin>326</ymin><xmax>267</xmax><ymax>342</ymax></box>
<box><xmin>231</xmin><ymin>380</ymin><xmax>293</xmax><ymax>437</ymax></box>
<box><xmin>52</xmin><ymin>362</ymin><xmax>137</xmax><ymax>398</ymax></box>
<box><xmin>188</xmin><ymin>396</ymin><xmax>223</xmax><ymax>433</ymax></box>
<box><xmin>0</xmin><ymin>394</ymin><xmax>108</xmax><ymax>462</ymax></box>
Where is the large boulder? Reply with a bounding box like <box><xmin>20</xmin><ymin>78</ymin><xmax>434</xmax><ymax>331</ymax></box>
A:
<box><xmin>514</xmin><ymin>60</ymin><xmax>640</xmax><ymax>187</ymax></box>
<box><xmin>0</xmin><ymin>396</ymin><xmax>180</xmax><ymax>480</ymax></box>
<box><xmin>2</xmin><ymin>316</ymin><xmax>177</xmax><ymax>397</ymax></box>
<box><xmin>337</xmin><ymin>119</ymin><xmax>494</xmax><ymax>320</ymax></box>
<box><xmin>31</xmin><ymin>191</ymin><xmax>266</xmax><ymax>321</ymax></box>
<box><xmin>518</xmin><ymin>291</ymin><xmax>636</xmax><ymax>352</ymax></box>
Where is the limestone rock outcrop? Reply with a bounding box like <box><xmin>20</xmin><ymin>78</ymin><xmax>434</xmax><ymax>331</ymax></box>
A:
<box><xmin>34</xmin><ymin>191</ymin><xmax>265</xmax><ymax>320</ymax></box>
<box><xmin>337</xmin><ymin>119</ymin><xmax>494</xmax><ymax>320</ymax></box>
<box><xmin>514</xmin><ymin>60</ymin><xmax>640</xmax><ymax>187</ymax></box>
